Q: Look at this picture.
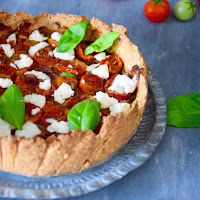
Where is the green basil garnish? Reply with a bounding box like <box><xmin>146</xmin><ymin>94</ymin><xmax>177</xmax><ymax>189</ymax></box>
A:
<box><xmin>84</xmin><ymin>32</ymin><xmax>121</xmax><ymax>55</ymax></box>
<box><xmin>60</xmin><ymin>72</ymin><xmax>76</xmax><ymax>78</ymax></box>
<box><xmin>0</xmin><ymin>84</ymin><xmax>25</xmax><ymax>130</ymax></box>
<box><xmin>67</xmin><ymin>99</ymin><xmax>101</xmax><ymax>131</ymax></box>
<box><xmin>167</xmin><ymin>93</ymin><xmax>200</xmax><ymax>127</ymax></box>
<box><xmin>57</xmin><ymin>20</ymin><xmax>90</xmax><ymax>53</ymax></box>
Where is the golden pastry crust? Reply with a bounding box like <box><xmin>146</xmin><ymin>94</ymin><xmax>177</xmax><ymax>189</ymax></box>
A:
<box><xmin>0</xmin><ymin>10</ymin><xmax>148</xmax><ymax>176</ymax></box>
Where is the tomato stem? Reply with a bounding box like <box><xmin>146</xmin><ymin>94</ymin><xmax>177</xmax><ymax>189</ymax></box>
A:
<box><xmin>184</xmin><ymin>2</ymin><xmax>197</xmax><ymax>14</ymax></box>
<box><xmin>150</xmin><ymin>0</ymin><xmax>165</xmax><ymax>8</ymax></box>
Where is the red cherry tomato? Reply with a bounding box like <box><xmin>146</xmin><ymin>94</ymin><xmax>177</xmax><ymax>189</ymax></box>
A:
<box><xmin>59</xmin><ymin>59</ymin><xmax>87</xmax><ymax>76</ymax></box>
<box><xmin>79</xmin><ymin>74</ymin><xmax>104</xmax><ymax>95</ymax></box>
<box><xmin>198</xmin><ymin>0</ymin><xmax>200</xmax><ymax>4</ymax></box>
<box><xmin>25</xmin><ymin>103</ymin><xmax>43</xmax><ymax>123</ymax></box>
<box><xmin>99</xmin><ymin>53</ymin><xmax>123</xmax><ymax>75</ymax></box>
<box><xmin>104</xmin><ymin>75</ymin><xmax>132</xmax><ymax>101</ymax></box>
<box><xmin>76</xmin><ymin>44</ymin><xmax>95</xmax><ymax>62</ymax></box>
<box><xmin>144</xmin><ymin>0</ymin><xmax>171</xmax><ymax>23</ymax></box>
<box><xmin>33</xmin><ymin>49</ymin><xmax>59</xmax><ymax>66</ymax></box>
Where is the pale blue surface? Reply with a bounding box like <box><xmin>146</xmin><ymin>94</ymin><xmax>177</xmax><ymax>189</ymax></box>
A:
<box><xmin>1</xmin><ymin>0</ymin><xmax>200</xmax><ymax>199</ymax></box>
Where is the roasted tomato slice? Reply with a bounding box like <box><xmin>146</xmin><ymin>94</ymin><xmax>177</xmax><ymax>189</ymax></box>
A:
<box><xmin>0</xmin><ymin>63</ymin><xmax>16</xmax><ymax>79</ymax></box>
<box><xmin>35</xmin><ymin>85</ymin><xmax>54</xmax><ymax>97</ymax></box>
<box><xmin>14</xmin><ymin>74</ymin><xmax>38</xmax><ymax>95</ymax></box>
<box><xmin>18</xmin><ymin>23</ymin><xmax>31</xmax><ymax>36</ymax></box>
<box><xmin>76</xmin><ymin>44</ymin><xmax>95</xmax><ymax>62</ymax></box>
<box><xmin>48</xmin><ymin>38</ymin><xmax>57</xmax><ymax>50</ymax></box>
<box><xmin>33</xmin><ymin>49</ymin><xmax>59</xmax><ymax>66</ymax></box>
<box><xmin>100</xmin><ymin>53</ymin><xmax>123</xmax><ymax>75</ymax></box>
<box><xmin>79</xmin><ymin>74</ymin><xmax>104</xmax><ymax>95</ymax></box>
<box><xmin>42</xmin><ymin>99</ymin><xmax>68</xmax><ymax>126</ymax></box>
<box><xmin>0</xmin><ymin>38</ymin><xmax>7</xmax><ymax>45</ymax></box>
<box><xmin>17</xmin><ymin>35</ymin><xmax>33</xmax><ymax>48</ymax></box>
<box><xmin>63</xmin><ymin>93</ymin><xmax>94</xmax><ymax>110</ymax></box>
<box><xmin>25</xmin><ymin>103</ymin><xmax>43</xmax><ymax>123</ymax></box>
<box><xmin>59</xmin><ymin>59</ymin><xmax>87</xmax><ymax>76</ymax></box>
<box><xmin>14</xmin><ymin>43</ymin><xmax>29</xmax><ymax>55</ymax></box>
<box><xmin>54</xmin><ymin>76</ymin><xmax>78</xmax><ymax>89</ymax></box>
<box><xmin>100</xmin><ymin>109</ymin><xmax>110</xmax><ymax>117</ymax></box>
<box><xmin>0</xmin><ymin>88</ymin><xmax>6</xmax><ymax>96</ymax></box>
<box><xmin>34</xmin><ymin>65</ymin><xmax>61</xmax><ymax>79</ymax></box>
<box><xmin>104</xmin><ymin>75</ymin><xmax>131</xmax><ymax>101</ymax></box>
<box><xmin>41</xmin><ymin>110</ymin><xmax>68</xmax><ymax>126</ymax></box>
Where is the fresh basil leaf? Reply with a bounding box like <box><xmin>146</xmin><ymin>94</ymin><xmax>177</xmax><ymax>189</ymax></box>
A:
<box><xmin>84</xmin><ymin>32</ymin><xmax>121</xmax><ymax>55</ymax></box>
<box><xmin>167</xmin><ymin>93</ymin><xmax>200</xmax><ymax>127</ymax></box>
<box><xmin>60</xmin><ymin>72</ymin><xmax>76</xmax><ymax>78</ymax></box>
<box><xmin>57</xmin><ymin>20</ymin><xmax>90</xmax><ymax>53</ymax></box>
<box><xmin>0</xmin><ymin>84</ymin><xmax>25</xmax><ymax>130</ymax></box>
<box><xmin>67</xmin><ymin>99</ymin><xmax>101</xmax><ymax>131</ymax></box>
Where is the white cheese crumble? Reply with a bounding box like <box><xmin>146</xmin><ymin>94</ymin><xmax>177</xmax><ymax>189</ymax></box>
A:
<box><xmin>81</xmin><ymin>79</ymin><xmax>85</xmax><ymax>84</ymax></box>
<box><xmin>15</xmin><ymin>121</ymin><xmax>41</xmax><ymax>138</ymax></box>
<box><xmin>6</xmin><ymin>33</ymin><xmax>17</xmax><ymax>45</ymax></box>
<box><xmin>25</xmin><ymin>70</ymin><xmax>50</xmax><ymax>80</ymax></box>
<box><xmin>94</xmin><ymin>52</ymin><xmax>106</xmax><ymax>61</ymax></box>
<box><xmin>29</xmin><ymin>30</ymin><xmax>48</xmax><ymax>42</ymax></box>
<box><xmin>91</xmin><ymin>64</ymin><xmax>109</xmax><ymax>79</ymax></box>
<box><xmin>108</xmin><ymin>75</ymin><xmax>137</xmax><ymax>94</ymax></box>
<box><xmin>48</xmin><ymin>51</ymin><xmax>53</xmax><ymax>57</ymax></box>
<box><xmin>24</xmin><ymin>94</ymin><xmax>46</xmax><ymax>108</ymax></box>
<box><xmin>46</xmin><ymin>118</ymin><xmax>70</xmax><ymax>134</ymax></box>
<box><xmin>28</xmin><ymin>42</ymin><xmax>49</xmax><ymax>57</ymax></box>
<box><xmin>53</xmin><ymin>48</ymin><xmax>75</xmax><ymax>60</ymax></box>
<box><xmin>14</xmin><ymin>54</ymin><xmax>33</xmax><ymax>69</ymax></box>
<box><xmin>53</xmin><ymin>83</ymin><xmax>74</xmax><ymax>104</ymax></box>
<box><xmin>0</xmin><ymin>78</ymin><xmax>13</xmax><ymax>88</ymax></box>
<box><xmin>86</xmin><ymin>64</ymin><xmax>99</xmax><ymax>72</ymax></box>
<box><xmin>0</xmin><ymin>44</ymin><xmax>15</xmax><ymax>57</ymax></box>
<box><xmin>31</xmin><ymin>107</ymin><xmax>40</xmax><ymax>115</ymax></box>
<box><xmin>10</xmin><ymin>62</ymin><xmax>17</xmax><ymax>69</ymax></box>
<box><xmin>94</xmin><ymin>91</ymin><xmax>118</xmax><ymax>109</ymax></box>
<box><xmin>0</xmin><ymin>118</ymin><xmax>12</xmax><ymax>137</ymax></box>
<box><xmin>68</xmin><ymin>64</ymin><xmax>73</xmax><ymax>68</ymax></box>
<box><xmin>109</xmin><ymin>103</ymin><xmax>131</xmax><ymax>115</ymax></box>
<box><xmin>39</xmin><ymin>79</ymin><xmax>51</xmax><ymax>90</ymax></box>
<box><xmin>51</xmin><ymin>32</ymin><xmax>62</xmax><ymax>42</ymax></box>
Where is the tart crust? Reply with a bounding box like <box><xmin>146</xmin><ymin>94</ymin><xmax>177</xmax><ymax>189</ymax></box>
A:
<box><xmin>0</xmin><ymin>10</ymin><xmax>148</xmax><ymax>176</ymax></box>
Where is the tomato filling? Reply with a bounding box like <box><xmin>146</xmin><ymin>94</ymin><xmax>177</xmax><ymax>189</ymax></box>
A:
<box><xmin>0</xmin><ymin>24</ymin><xmax>138</xmax><ymax>138</ymax></box>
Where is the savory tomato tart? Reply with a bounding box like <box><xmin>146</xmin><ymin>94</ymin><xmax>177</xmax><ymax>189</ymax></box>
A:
<box><xmin>0</xmin><ymin>10</ymin><xmax>148</xmax><ymax>176</ymax></box>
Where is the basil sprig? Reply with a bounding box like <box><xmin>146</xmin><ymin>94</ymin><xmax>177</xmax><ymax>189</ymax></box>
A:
<box><xmin>167</xmin><ymin>93</ymin><xmax>200</xmax><ymax>127</ymax></box>
<box><xmin>60</xmin><ymin>72</ymin><xmax>76</xmax><ymax>78</ymax></box>
<box><xmin>84</xmin><ymin>32</ymin><xmax>121</xmax><ymax>55</ymax></box>
<box><xmin>0</xmin><ymin>84</ymin><xmax>25</xmax><ymax>130</ymax></box>
<box><xmin>57</xmin><ymin>20</ymin><xmax>90</xmax><ymax>53</ymax></box>
<box><xmin>67</xmin><ymin>99</ymin><xmax>101</xmax><ymax>131</ymax></box>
